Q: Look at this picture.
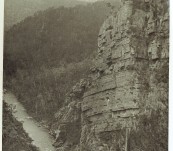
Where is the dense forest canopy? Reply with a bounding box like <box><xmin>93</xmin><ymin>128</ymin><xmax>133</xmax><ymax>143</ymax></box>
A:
<box><xmin>5</xmin><ymin>2</ymin><xmax>110</xmax><ymax>71</ymax></box>
<box><xmin>4</xmin><ymin>0</ymin><xmax>121</xmax><ymax>73</ymax></box>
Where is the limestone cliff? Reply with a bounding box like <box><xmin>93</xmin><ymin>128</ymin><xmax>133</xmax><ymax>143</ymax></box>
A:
<box><xmin>52</xmin><ymin>0</ymin><xmax>169</xmax><ymax>150</ymax></box>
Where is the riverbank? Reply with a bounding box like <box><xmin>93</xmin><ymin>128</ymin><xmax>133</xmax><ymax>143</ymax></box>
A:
<box><xmin>3</xmin><ymin>93</ymin><xmax>56</xmax><ymax>151</ymax></box>
<box><xmin>2</xmin><ymin>101</ymin><xmax>39</xmax><ymax>151</ymax></box>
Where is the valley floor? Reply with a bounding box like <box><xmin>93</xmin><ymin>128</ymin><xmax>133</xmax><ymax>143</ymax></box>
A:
<box><xmin>3</xmin><ymin>93</ymin><xmax>56</xmax><ymax>151</ymax></box>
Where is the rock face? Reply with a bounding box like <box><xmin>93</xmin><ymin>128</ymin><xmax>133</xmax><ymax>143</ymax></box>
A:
<box><xmin>53</xmin><ymin>0</ymin><xmax>169</xmax><ymax>150</ymax></box>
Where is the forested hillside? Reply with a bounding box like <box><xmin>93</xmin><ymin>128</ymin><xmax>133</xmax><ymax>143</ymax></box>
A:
<box><xmin>5</xmin><ymin>2</ymin><xmax>109</xmax><ymax>69</ymax></box>
<box><xmin>4</xmin><ymin>0</ymin><xmax>88</xmax><ymax>30</ymax></box>
<box><xmin>4</xmin><ymin>1</ymin><xmax>120</xmax><ymax>121</ymax></box>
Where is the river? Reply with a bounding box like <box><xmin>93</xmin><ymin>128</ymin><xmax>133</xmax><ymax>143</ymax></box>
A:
<box><xmin>3</xmin><ymin>93</ymin><xmax>56</xmax><ymax>151</ymax></box>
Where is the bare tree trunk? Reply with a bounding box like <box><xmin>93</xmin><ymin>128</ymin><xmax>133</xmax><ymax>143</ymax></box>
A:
<box><xmin>125</xmin><ymin>128</ymin><xmax>131</xmax><ymax>151</ymax></box>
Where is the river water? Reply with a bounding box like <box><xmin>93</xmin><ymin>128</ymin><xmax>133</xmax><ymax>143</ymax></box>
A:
<box><xmin>3</xmin><ymin>93</ymin><xmax>56</xmax><ymax>151</ymax></box>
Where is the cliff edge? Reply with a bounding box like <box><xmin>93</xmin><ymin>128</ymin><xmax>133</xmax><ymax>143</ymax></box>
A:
<box><xmin>52</xmin><ymin>0</ymin><xmax>169</xmax><ymax>150</ymax></box>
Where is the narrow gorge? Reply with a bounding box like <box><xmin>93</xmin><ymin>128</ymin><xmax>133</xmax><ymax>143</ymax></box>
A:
<box><xmin>52</xmin><ymin>0</ymin><xmax>169</xmax><ymax>151</ymax></box>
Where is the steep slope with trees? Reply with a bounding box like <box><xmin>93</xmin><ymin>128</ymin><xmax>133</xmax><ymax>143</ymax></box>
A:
<box><xmin>4</xmin><ymin>1</ymin><xmax>120</xmax><ymax>121</ymax></box>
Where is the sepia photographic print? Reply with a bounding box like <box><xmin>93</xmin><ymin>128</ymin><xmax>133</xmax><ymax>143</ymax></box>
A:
<box><xmin>2</xmin><ymin>0</ymin><xmax>170</xmax><ymax>151</ymax></box>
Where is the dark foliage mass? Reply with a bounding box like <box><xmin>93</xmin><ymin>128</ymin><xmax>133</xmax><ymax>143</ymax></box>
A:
<box><xmin>4</xmin><ymin>2</ymin><xmax>113</xmax><ymax>71</ymax></box>
<box><xmin>4</xmin><ymin>1</ymin><xmax>118</xmax><ymax>121</ymax></box>
<box><xmin>130</xmin><ymin>108</ymin><xmax>168</xmax><ymax>151</ymax></box>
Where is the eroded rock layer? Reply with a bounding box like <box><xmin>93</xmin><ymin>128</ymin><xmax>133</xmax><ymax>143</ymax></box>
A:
<box><xmin>53</xmin><ymin>0</ymin><xmax>169</xmax><ymax>150</ymax></box>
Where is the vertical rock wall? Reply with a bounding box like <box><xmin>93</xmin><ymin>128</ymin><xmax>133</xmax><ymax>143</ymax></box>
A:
<box><xmin>80</xmin><ymin>0</ymin><xmax>169</xmax><ymax>150</ymax></box>
<box><xmin>53</xmin><ymin>0</ymin><xmax>169</xmax><ymax>150</ymax></box>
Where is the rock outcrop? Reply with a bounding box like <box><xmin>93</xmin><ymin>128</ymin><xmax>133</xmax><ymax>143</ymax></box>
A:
<box><xmin>53</xmin><ymin>0</ymin><xmax>169</xmax><ymax>150</ymax></box>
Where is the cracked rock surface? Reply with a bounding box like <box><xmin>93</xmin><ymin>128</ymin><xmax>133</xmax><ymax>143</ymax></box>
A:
<box><xmin>52</xmin><ymin>0</ymin><xmax>169</xmax><ymax>150</ymax></box>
